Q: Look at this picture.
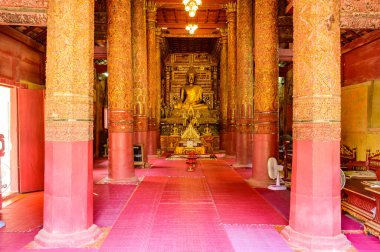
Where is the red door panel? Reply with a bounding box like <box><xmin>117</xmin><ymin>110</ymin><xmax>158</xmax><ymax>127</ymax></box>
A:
<box><xmin>18</xmin><ymin>89</ymin><xmax>44</xmax><ymax>193</ymax></box>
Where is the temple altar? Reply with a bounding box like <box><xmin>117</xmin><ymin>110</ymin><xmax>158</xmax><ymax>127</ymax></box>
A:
<box><xmin>160</xmin><ymin>53</ymin><xmax>220</xmax><ymax>154</ymax></box>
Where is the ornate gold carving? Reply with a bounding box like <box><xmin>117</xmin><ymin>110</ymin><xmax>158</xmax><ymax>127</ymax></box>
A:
<box><xmin>108</xmin><ymin>110</ymin><xmax>134</xmax><ymax>132</ymax></box>
<box><xmin>156</xmin><ymin>27</ymin><xmax>162</xmax><ymax>125</ymax></box>
<box><xmin>219</xmin><ymin>28</ymin><xmax>228</xmax><ymax>130</ymax></box>
<box><xmin>226</xmin><ymin>1</ymin><xmax>237</xmax><ymax>130</ymax></box>
<box><xmin>133</xmin><ymin>115</ymin><xmax>148</xmax><ymax>132</ymax></box>
<box><xmin>225</xmin><ymin>2</ymin><xmax>237</xmax><ymax>15</ymax></box>
<box><xmin>293</xmin><ymin>0</ymin><xmax>341</xmax><ymax>141</ymax></box>
<box><xmin>147</xmin><ymin>0</ymin><xmax>157</xmax><ymax>128</ymax></box>
<box><xmin>341</xmin><ymin>0</ymin><xmax>380</xmax><ymax>29</ymax></box>
<box><xmin>0</xmin><ymin>0</ymin><xmax>47</xmax><ymax>7</ymax></box>
<box><xmin>165</xmin><ymin>66</ymin><xmax>172</xmax><ymax>105</ymax></box>
<box><xmin>253</xmin><ymin>112</ymin><xmax>278</xmax><ymax>134</ymax></box>
<box><xmin>253</xmin><ymin>0</ymin><xmax>278</xmax><ymax>135</ymax></box>
<box><xmin>146</xmin><ymin>0</ymin><xmax>157</xmax><ymax>28</ymax></box>
<box><xmin>0</xmin><ymin>11</ymin><xmax>46</xmax><ymax>26</ymax></box>
<box><xmin>108</xmin><ymin>0</ymin><xmax>133</xmax><ymax>115</ymax></box>
<box><xmin>132</xmin><ymin>0</ymin><xmax>148</xmax><ymax>132</ymax></box>
<box><xmin>293</xmin><ymin>96</ymin><xmax>341</xmax><ymax>123</ymax></box>
<box><xmin>45</xmin><ymin>0</ymin><xmax>94</xmax><ymax>142</ymax></box>
<box><xmin>236</xmin><ymin>0</ymin><xmax>254</xmax><ymax>136</ymax></box>
<box><xmin>293</xmin><ymin>122</ymin><xmax>341</xmax><ymax>141</ymax></box>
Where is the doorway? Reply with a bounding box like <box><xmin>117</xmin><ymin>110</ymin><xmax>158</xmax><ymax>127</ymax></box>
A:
<box><xmin>0</xmin><ymin>86</ymin><xmax>17</xmax><ymax>198</ymax></box>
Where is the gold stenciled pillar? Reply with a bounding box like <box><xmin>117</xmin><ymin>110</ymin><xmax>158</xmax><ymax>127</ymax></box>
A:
<box><xmin>107</xmin><ymin>0</ymin><xmax>138</xmax><ymax>183</ymax></box>
<box><xmin>147</xmin><ymin>0</ymin><xmax>157</xmax><ymax>155</ymax></box>
<box><xmin>219</xmin><ymin>28</ymin><xmax>228</xmax><ymax>151</ymax></box>
<box><xmin>165</xmin><ymin>66</ymin><xmax>172</xmax><ymax>106</ymax></box>
<box><xmin>235</xmin><ymin>0</ymin><xmax>254</xmax><ymax>167</ymax></box>
<box><xmin>132</xmin><ymin>0</ymin><xmax>149</xmax><ymax>162</ymax></box>
<box><xmin>156</xmin><ymin>27</ymin><xmax>162</xmax><ymax>150</ymax></box>
<box><xmin>35</xmin><ymin>0</ymin><xmax>101</xmax><ymax>247</ymax></box>
<box><xmin>249</xmin><ymin>0</ymin><xmax>279</xmax><ymax>187</ymax></box>
<box><xmin>281</xmin><ymin>0</ymin><xmax>351</xmax><ymax>250</ymax></box>
<box><xmin>226</xmin><ymin>2</ymin><xmax>237</xmax><ymax>156</ymax></box>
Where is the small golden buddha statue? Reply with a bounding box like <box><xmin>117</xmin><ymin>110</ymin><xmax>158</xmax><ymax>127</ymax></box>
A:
<box><xmin>174</xmin><ymin>67</ymin><xmax>208</xmax><ymax>110</ymax></box>
<box><xmin>171</xmin><ymin>124</ymin><xmax>180</xmax><ymax>136</ymax></box>
<box><xmin>203</xmin><ymin>124</ymin><xmax>212</xmax><ymax>135</ymax></box>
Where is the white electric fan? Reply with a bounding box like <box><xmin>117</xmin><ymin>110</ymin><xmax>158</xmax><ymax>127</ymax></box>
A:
<box><xmin>267</xmin><ymin>157</ymin><xmax>287</xmax><ymax>190</ymax></box>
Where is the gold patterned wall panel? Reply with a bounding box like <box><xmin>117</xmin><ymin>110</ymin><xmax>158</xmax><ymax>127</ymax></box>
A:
<box><xmin>164</xmin><ymin>53</ymin><xmax>216</xmax><ymax>107</ymax></box>
<box><xmin>293</xmin><ymin>0</ymin><xmax>341</xmax><ymax>141</ymax></box>
<box><xmin>45</xmin><ymin>0</ymin><xmax>94</xmax><ymax>142</ymax></box>
<box><xmin>107</xmin><ymin>0</ymin><xmax>134</xmax><ymax>133</ymax></box>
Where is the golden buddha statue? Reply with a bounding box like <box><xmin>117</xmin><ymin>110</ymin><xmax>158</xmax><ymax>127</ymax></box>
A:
<box><xmin>170</xmin><ymin>123</ymin><xmax>180</xmax><ymax>136</ymax></box>
<box><xmin>203</xmin><ymin>124</ymin><xmax>212</xmax><ymax>135</ymax></box>
<box><xmin>174</xmin><ymin>67</ymin><xmax>208</xmax><ymax>110</ymax></box>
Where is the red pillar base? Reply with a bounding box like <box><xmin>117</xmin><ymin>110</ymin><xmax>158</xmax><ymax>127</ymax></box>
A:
<box><xmin>108</xmin><ymin>132</ymin><xmax>136</xmax><ymax>183</ymax></box>
<box><xmin>35</xmin><ymin>224</ymin><xmax>101</xmax><ymax>248</ymax></box>
<box><xmin>281</xmin><ymin>226</ymin><xmax>351</xmax><ymax>251</ymax></box>
<box><xmin>246</xmin><ymin>177</ymin><xmax>272</xmax><ymax>188</ymax></box>
<box><xmin>233</xmin><ymin>132</ymin><xmax>252</xmax><ymax>167</ymax></box>
<box><xmin>250</xmin><ymin>133</ymin><xmax>277</xmax><ymax>188</ymax></box>
<box><xmin>105</xmin><ymin>176</ymin><xmax>140</xmax><ymax>185</ymax></box>
<box><xmin>147</xmin><ymin>130</ymin><xmax>158</xmax><ymax>156</ymax></box>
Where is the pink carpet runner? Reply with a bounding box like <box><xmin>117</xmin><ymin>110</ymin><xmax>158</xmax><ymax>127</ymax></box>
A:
<box><xmin>100</xmin><ymin>159</ymin><xmax>290</xmax><ymax>251</ymax></box>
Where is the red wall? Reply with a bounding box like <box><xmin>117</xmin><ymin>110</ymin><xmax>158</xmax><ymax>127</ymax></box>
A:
<box><xmin>0</xmin><ymin>32</ymin><xmax>43</xmax><ymax>85</ymax></box>
<box><xmin>342</xmin><ymin>38</ymin><xmax>380</xmax><ymax>86</ymax></box>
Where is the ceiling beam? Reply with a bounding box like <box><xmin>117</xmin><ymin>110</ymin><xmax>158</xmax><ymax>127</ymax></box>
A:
<box><xmin>341</xmin><ymin>30</ymin><xmax>380</xmax><ymax>54</ymax></box>
<box><xmin>0</xmin><ymin>26</ymin><xmax>45</xmax><ymax>52</ymax></box>
<box><xmin>157</xmin><ymin>23</ymin><xmax>226</xmax><ymax>29</ymax></box>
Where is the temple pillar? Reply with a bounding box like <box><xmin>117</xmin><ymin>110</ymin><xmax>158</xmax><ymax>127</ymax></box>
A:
<box><xmin>147</xmin><ymin>1</ymin><xmax>157</xmax><ymax>155</ymax></box>
<box><xmin>106</xmin><ymin>0</ymin><xmax>137</xmax><ymax>183</ymax></box>
<box><xmin>226</xmin><ymin>2</ymin><xmax>237</xmax><ymax>156</ymax></box>
<box><xmin>235</xmin><ymin>0</ymin><xmax>254</xmax><ymax>167</ymax></box>
<box><xmin>34</xmin><ymin>0</ymin><xmax>101</xmax><ymax>247</ymax></box>
<box><xmin>219</xmin><ymin>28</ymin><xmax>228</xmax><ymax>152</ymax></box>
<box><xmin>281</xmin><ymin>0</ymin><xmax>351</xmax><ymax>250</ymax></box>
<box><xmin>155</xmin><ymin>27</ymin><xmax>162</xmax><ymax>152</ymax></box>
<box><xmin>249</xmin><ymin>0</ymin><xmax>278</xmax><ymax>187</ymax></box>
<box><xmin>212</xmin><ymin>66</ymin><xmax>218</xmax><ymax>108</ymax></box>
<box><xmin>132</xmin><ymin>0</ymin><xmax>149</xmax><ymax>163</ymax></box>
<box><xmin>165</xmin><ymin>66</ymin><xmax>172</xmax><ymax>106</ymax></box>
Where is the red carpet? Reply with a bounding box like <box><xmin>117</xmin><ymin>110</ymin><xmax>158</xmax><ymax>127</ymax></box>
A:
<box><xmin>224</xmin><ymin>224</ymin><xmax>292</xmax><ymax>252</ymax></box>
<box><xmin>4</xmin><ymin>158</ymin><xmax>380</xmax><ymax>251</ymax></box>
<box><xmin>100</xmin><ymin>159</ymin><xmax>290</xmax><ymax>251</ymax></box>
<box><xmin>93</xmin><ymin>184</ymin><xmax>137</xmax><ymax>227</ymax></box>
<box><xmin>201</xmin><ymin>160</ymin><xmax>288</xmax><ymax>225</ymax></box>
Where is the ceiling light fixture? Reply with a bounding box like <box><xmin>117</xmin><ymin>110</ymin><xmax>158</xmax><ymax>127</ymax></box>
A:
<box><xmin>182</xmin><ymin>0</ymin><xmax>202</xmax><ymax>17</ymax></box>
<box><xmin>186</xmin><ymin>24</ymin><xmax>198</xmax><ymax>34</ymax></box>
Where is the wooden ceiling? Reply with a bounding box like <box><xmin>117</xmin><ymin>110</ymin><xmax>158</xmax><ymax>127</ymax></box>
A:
<box><xmin>7</xmin><ymin>0</ymin><xmax>377</xmax><ymax>55</ymax></box>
